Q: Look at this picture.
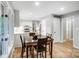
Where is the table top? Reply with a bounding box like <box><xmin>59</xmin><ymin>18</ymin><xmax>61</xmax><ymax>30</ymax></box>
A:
<box><xmin>25</xmin><ymin>35</ymin><xmax>54</xmax><ymax>44</ymax></box>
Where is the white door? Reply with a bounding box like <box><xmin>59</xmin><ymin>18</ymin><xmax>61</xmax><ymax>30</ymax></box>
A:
<box><xmin>66</xmin><ymin>17</ymin><xmax>73</xmax><ymax>40</ymax></box>
<box><xmin>53</xmin><ymin>17</ymin><xmax>60</xmax><ymax>42</ymax></box>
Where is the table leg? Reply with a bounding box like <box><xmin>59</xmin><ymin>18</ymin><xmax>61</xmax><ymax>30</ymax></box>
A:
<box><xmin>45</xmin><ymin>49</ymin><xmax>46</xmax><ymax>58</ymax></box>
<box><xmin>49</xmin><ymin>42</ymin><xmax>51</xmax><ymax>54</ymax></box>
<box><xmin>50</xmin><ymin>41</ymin><xmax>52</xmax><ymax>58</ymax></box>
<box><xmin>26</xmin><ymin>46</ymin><xmax>28</xmax><ymax>58</ymax></box>
<box><xmin>45</xmin><ymin>44</ymin><xmax>47</xmax><ymax>58</ymax></box>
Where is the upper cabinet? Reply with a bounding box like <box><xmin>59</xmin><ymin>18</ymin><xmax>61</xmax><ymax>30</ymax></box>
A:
<box><xmin>14</xmin><ymin>10</ymin><xmax>20</xmax><ymax>27</ymax></box>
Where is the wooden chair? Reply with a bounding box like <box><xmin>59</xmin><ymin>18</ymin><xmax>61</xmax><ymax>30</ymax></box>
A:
<box><xmin>20</xmin><ymin>35</ymin><xmax>26</xmax><ymax>58</ymax></box>
<box><xmin>46</xmin><ymin>34</ymin><xmax>51</xmax><ymax>53</ymax></box>
<box><xmin>46</xmin><ymin>34</ymin><xmax>54</xmax><ymax>58</ymax></box>
<box><xmin>26</xmin><ymin>35</ymin><xmax>38</xmax><ymax>58</ymax></box>
<box><xmin>20</xmin><ymin>35</ymin><xmax>34</xmax><ymax>58</ymax></box>
<box><xmin>35</xmin><ymin>38</ymin><xmax>47</xmax><ymax>58</ymax></box>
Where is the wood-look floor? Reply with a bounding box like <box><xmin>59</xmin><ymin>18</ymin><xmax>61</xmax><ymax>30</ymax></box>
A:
<box><xmin>12</xmin><ymin>40</ymin><xmax>79</xmax><ymax>58</ymax></box>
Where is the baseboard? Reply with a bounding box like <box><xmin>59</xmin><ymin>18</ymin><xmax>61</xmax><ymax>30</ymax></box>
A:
<box><xmin>53</xmin><ymin>40</ymin><xmax>63</xmax><ymax>43</ymax></box>
<box><xmin>73</xmin><ymin>45</ymin><xmax>79</xmax><ymax>49</ymax></box>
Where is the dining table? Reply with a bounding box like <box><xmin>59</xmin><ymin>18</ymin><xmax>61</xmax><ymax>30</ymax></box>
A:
<box><xmin>25</xmin><ymin>35</ymin><xmax>54</xmax><ymax>58</ymax></box>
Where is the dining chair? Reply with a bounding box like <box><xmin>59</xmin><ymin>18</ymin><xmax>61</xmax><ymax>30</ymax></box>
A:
<box><xmin>46</xmin><ymin>33</ymin><xmax>52</xmax><ymax>51</ymax></box>
<box><xmin>20</xmin><ymin>35</ymin><xmax>26</xmax><ymax>58</ymax></box>
<box><xmin>35</xmin><ymin>38</ymin><xmax>47</xmax><ymax>58</ymax></box>
<box><xmin>23</xmin><ymin>35</ymin><xmax>34</xmax><ymax>58</ymax></box>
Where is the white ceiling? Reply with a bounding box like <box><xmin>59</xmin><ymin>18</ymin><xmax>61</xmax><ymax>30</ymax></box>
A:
<box><xmin>11</xmin><ymin>1</ymin><xmax>79</xmax><ymax>21</ymax></box>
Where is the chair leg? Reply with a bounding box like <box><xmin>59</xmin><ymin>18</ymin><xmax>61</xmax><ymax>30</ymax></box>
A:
<box><xmin>49</xmin><ymin>43</ymin><xmax>51</xmax><ymax>53</ymax></box>
<box><xmin>40</xmin><ymin>52</ymin><xmax>41</xmax><ymax>58</ymax></box>
<box><xmin>37</xmin><ymin>51</ymin><xmax>38</xmax><ymax>58</ymax></box>
<box><xmin>31</xmin><ymin>47</ymin><xmax>34</xmax><ymax>58</ymax></box>
<box><xmin>45</xmin><ymin>50</ymin><xmax>46</xmax><ymax>58</ymax></box>
<box><xmin>42</xmin><ymin>52</ymin><xmax>43</xmax><ymax>57</ymax></box>
<box><xmin>41</xmin><ymin>52</ymin><xmax>43</xmax><ymax>58</ymax></box>
<box><xmin>21</xmin><ymin>48</ymin><xmax>23</xmax><ymax>58</ymax></box>
<box><xmin>30</xmin><ymin>47</ymin><xmax>31</xmax><ymax>55</ymax></box>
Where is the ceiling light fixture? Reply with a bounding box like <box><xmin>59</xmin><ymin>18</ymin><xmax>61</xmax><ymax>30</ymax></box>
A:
<box><xmin>35</xmin><ymin>2</ymin><xmax>39</xmax><ymax>6</ymax></box>
<box><xmin>60</xmin><ymin>7</ymin><xmax>64</xmax><ymax>11</ymax></box>
<box><xmin>30</xmin><ymin>13</ymin><xmax>32</xmax><ymax>15</ymax></box>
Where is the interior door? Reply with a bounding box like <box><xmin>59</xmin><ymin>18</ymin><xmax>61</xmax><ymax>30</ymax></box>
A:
<box><xmin>66</xmin><ymin>17</ymin><xmax>73</xmax><ymax>40</ymax></box>
<box><xmin>53</xmin><ymin>17</ymin><xmax>60</xmax><ymax>42</ymax></box>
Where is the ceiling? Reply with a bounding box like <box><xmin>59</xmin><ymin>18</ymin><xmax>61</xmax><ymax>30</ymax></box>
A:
<box><xmin>11</xmin><ymin>1</ymin><xmax>79</xmax><ymax>21</ymax></box>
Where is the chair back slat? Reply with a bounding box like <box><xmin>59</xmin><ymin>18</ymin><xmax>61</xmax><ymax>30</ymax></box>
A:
<box><xmin>20</xmin><ymin>35</ymin><xmax>25</xmax><ymax>47</ymax></box>
<box><xmin>37</xmin><ymin>38</ymin><xmax>47</xmax><ymax>47</ymax></box>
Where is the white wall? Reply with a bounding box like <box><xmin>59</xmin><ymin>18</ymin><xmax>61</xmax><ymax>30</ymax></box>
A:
<box><xmin>41</xmin><ymin>15</ymin><xmax>53</xmax><ymax>35</ymax></box>
<box><xmin>20</xmin><ymin>20</ymin><xmax>32</xmax><ymax>27</ymax></box>
<box><xmin>41</xmin><ymin>15</ymin><xmax>61</xmax><ymax>43</ymax></box>
<box><xmin>41</xmin><ymin>19</ymin><xmax>46</xmax><ymax>35</ymax></box>
<box><xmin>60</xmin><ymin>18</ymin><xmax>64</xmax><ymax>43</ymax></box>
<box><xmin>53</xmin><ymin>17</ymin><xmax>61</xmax><ymax>42</ymax></box>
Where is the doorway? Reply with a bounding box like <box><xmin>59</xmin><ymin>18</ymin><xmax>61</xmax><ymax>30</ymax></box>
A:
<box><xmin>62</xmin><ymin>16</ymin><xmax>74</xmax><ymax>53</ymax></box>
<box><xmin>63</xmin><ymin>16</ymin><xmax>74</xmax><ymax>42</ymax></box>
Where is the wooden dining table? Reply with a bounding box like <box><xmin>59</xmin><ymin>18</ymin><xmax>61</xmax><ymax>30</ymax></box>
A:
<box><xmin>25</xmin><ymin>35</ymin><xmax>54</xmax><ymax>58</ymax></box>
